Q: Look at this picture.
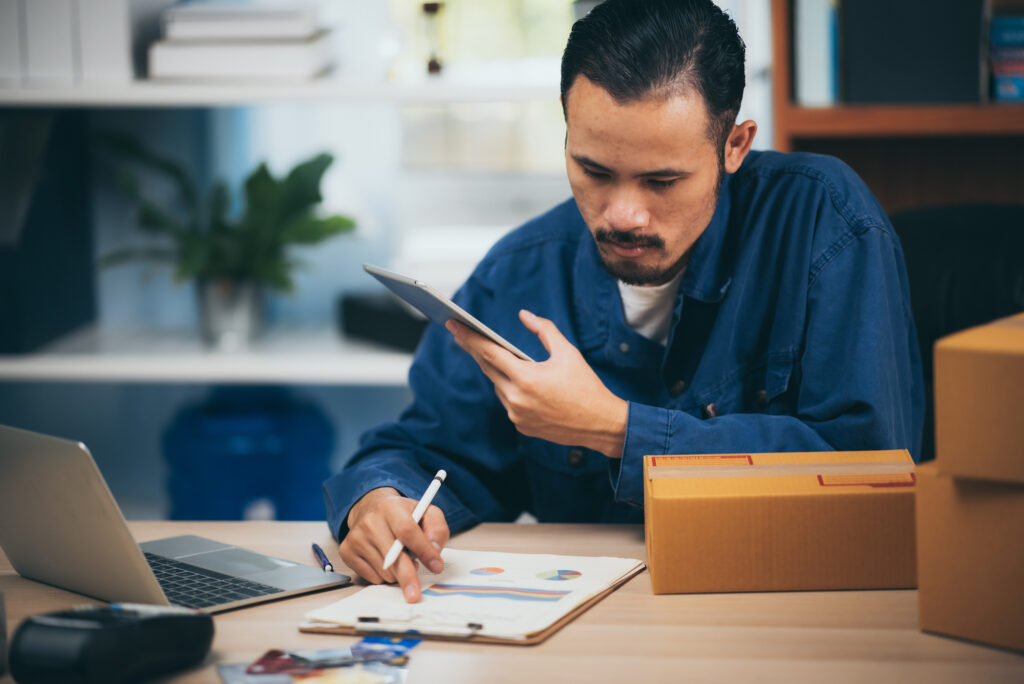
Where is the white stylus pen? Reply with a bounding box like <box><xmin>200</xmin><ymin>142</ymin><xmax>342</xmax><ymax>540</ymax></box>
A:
<box><xmin>381</xmin><ymin>470</ymin><xmax>447</xmax><ymax>571</ymax></box>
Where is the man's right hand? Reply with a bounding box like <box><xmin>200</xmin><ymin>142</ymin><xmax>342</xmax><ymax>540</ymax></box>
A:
<box><xmin>338</xmin><ymin>486</ymin><xmax>450</xmax><ymax>603</ymax></box>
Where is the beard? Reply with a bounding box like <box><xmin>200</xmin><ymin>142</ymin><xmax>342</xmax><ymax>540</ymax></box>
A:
<box><xmin>593</xmin><ymin>163</ymin><xmax>725</xmax><ymax>286</ymax></box>
<box><xmin>593</xmin><ymin>229</ymin><xmax>677</xmax><ymax>285</ymax></box>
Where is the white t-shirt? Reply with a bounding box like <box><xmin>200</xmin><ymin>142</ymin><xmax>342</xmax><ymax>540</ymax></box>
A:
<box><xmin>616</xmin><ymin>269</ymin><xmax>685</xmax><ymax>345</ymax></box>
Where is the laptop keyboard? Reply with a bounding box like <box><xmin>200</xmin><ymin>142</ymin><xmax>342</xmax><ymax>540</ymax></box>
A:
<box><xmin>144</xmin><ymin>552</ymin><xmax>281</xmax><ymax>609</ymax></box>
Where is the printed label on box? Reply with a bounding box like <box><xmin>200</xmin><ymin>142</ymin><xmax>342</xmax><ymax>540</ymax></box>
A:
<box><xmin>649</xmin><ymin>454</ymin><xmax>753</xmax><ymax>467</ymax></box>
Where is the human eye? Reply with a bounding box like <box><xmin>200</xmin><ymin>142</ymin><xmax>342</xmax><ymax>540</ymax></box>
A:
<box><xmin>647</xmin><ymin>178</ymin><xmax>678</xmax><ymax>189</ymax></box>
<box><xmin>581</xmin><ymin>165</ymin><xmax>610</xmax><ymax>181</ymax></box>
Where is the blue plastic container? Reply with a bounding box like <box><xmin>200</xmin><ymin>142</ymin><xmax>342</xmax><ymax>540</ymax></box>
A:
<box><xmin>163</xmin><ymin>388</ymin><xmax>333</xmax><ymax>520</ymax></box>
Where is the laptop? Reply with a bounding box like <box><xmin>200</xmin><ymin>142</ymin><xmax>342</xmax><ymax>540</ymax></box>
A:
<box><xmin>0</xmin><ymin>424</ymin><xmax>350</xmax><ymax>612</ymax></box>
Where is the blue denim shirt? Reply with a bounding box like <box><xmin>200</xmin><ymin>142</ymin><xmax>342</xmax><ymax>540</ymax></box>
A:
<box><xmin>323</xmin><ymin>151</ymin><xmax>924</xmax><ymax>539</ymax></box>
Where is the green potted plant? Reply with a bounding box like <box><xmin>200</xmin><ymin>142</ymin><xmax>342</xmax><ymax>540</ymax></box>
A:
<box><xmin>98</xmin><ymin>133</ymin><xmax>355</xmax><ymax>349</ymax></box>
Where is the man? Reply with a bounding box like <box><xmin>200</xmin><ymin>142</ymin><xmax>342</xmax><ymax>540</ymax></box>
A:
<box><xmin>323</xmin><ymin>0</ymin><xmax>924</xmax><ymax>602</ymax></box>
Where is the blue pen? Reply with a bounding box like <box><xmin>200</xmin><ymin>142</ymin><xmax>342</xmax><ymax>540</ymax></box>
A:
<box><xmin>312</xmin><ymin>542</ymin><xmax>333</xmax><ymax>572</ymax></box>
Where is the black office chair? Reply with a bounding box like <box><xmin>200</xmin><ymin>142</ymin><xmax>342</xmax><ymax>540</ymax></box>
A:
<box><xmin>890</xmin><ymin>204</ymin><xmax>1024</xmax><ymax>463</ymax></box>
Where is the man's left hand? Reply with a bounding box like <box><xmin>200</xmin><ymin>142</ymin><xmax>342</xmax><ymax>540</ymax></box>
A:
<box><xmin>446</xmin><ymin>309</ymin><xmax>628</xmax><ymax>459</ymax></box>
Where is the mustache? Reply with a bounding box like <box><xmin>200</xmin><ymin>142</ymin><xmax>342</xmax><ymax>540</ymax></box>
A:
<box><xmin>594</xmin><ymin>229</ymin><xmax>665</xmax><ymax>250</ymax></box>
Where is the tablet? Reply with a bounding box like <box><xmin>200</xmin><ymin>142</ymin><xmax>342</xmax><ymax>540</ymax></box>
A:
<box><xmin>363</xmin><ymin>264</ymin><xmax>535</xmax><ymax>362</ymax></box>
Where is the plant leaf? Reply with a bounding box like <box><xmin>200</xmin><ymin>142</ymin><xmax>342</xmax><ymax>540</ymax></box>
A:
<box><xmin>275</xmin><ymin>153</ymin><xmax>333</xmax><ymax>228</ymax></box>
<box><xmin>114</xmin><ymin>168</ymin><xmax>142</xmax><ymax>202</ymax></box>
<box><xmin>94</xmin><ymin>130</ymin><xmax>199</xmax><ymax>214</ymax></box>
<box><xmin>175</xmin><ymin>231</ymin><xmax>211</xmax><ymax>282</ymax></box>
<box><xmin>243</xmin><ymin>163</ymin><xmax>278</xmax><ymax>217</ymax></box>
<box><xmin>259</xmin><ymin>258</ymin><xmax>294</xmax><ymax>292</ymax></box>
<box><xmin>207</xmin><ymin>180</ymin><xmax>231</xmax><ymax>233</ymax></box>
<box><xmin>137</xmin><ymin>201</ymin><xmax>187</xmax><ymax>237</ymax></box>
<box><xmin>280</xmin><ymin>214</ymin><xmax>355</xmax><ymax>245</ymax></box>
<box><xmin>95</xmin><ymin>140</ymin><xmax>354</xmax><ymax>292</ymax></box>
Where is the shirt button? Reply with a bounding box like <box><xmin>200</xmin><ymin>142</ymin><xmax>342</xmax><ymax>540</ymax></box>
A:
<box><xmin>669</xmin><ymin>379</ymin><xmax>687</xmax><ymax>397</ymax></box>
<box><xmin>756</xmin><ymin>389</ymin><xmax>769</xmax><ymax>408</ymax></box>
<box><xmin>567</xmin><ymin>448</ymin><xmax>585</xmax><ymax>467</ymax></box>
<box><xmin>618</xmin><ymin>342</ymin><xmax>630</xmax><ymax>354</ymax></box>
<box><xmin>702</xmin><ymin>402</ymin><xmax>719</xmax><ymax>419</ymax></box>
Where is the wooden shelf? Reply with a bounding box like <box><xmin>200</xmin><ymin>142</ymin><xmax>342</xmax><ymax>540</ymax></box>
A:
<box><xmin>771</xmin><ymin>0</ymin><xmax>1024</xmax><ymax>147</ymax></box>
<box><xmin>780</xmin><ymin>103</ymin><xmax>1024</xmax><ymax>140</ymax></box>
<box><xmin>0</xmin><ymin>325</ymin><xmax>412</xmax><ymax>385</ymax></box>
<box><xmin>770</xmin><ymin>0</ymin><xmax>1024</xmax><ymax>213</ymax></box>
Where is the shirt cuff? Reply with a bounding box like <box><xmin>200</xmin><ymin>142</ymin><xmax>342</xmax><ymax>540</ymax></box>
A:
<box><xmin>611</xmin><ymin>401</ymin><xmax>673</xmax><ymax>506</ymax></box>
<box><xmin>323</xmin><ymin>477</ymin><xmax>410</xmax><ymax>542</ymax></box>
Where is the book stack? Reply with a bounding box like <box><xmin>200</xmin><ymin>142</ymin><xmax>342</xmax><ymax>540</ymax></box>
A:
<box><xmin>0</xmin><ymin>0</ymin><xmax>174</xmax><ymax>85</ymax></box>
<box><xmin>148</xmin><ymin>3</ymin><xmax>333</xmax><ymax>81</ymax></box>
<box><xmin>990</xmin><ymin>15</ymin><xmax>1024</xmax><ymax>102</ymax></box>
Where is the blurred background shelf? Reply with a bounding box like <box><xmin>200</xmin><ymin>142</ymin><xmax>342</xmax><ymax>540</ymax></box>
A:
<box><xmin>0</xmin><ymin>325</ymin><xmax>412</xmax><ymax>385</ymax></box>
<box><xmin>0</xmin><ymin>64</ymin><xmax>560</xmax><ymax>107</ymax></box>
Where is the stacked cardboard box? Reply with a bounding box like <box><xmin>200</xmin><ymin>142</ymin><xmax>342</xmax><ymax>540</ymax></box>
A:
<box><xmin>644</xmin><ymin>450</ymin><xmax>917</xmax><ymax>594</ymax></box>
<box><xmin>917</xmin><ymin>313</ymin><xmax>1024</xmax><ymax>652</ymax></box>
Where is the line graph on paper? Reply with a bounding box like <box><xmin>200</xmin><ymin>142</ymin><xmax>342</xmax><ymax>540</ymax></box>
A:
<box><xmin>422</xmin><ymin>583</ymin><xmax>570</xmax><ymax>602</ymax></box>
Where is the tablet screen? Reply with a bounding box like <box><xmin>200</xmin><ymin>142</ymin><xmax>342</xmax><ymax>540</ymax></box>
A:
<box><xmin>363</xmin><ymin>264</ymin><xmax>535</xmax><ymax>362</ymax></box>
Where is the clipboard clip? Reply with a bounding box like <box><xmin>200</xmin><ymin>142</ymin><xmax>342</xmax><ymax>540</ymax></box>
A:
<box><xmin>357</xmin><ymin>615</ymin><xmax>484</xmax><ymax>638</ymax></box>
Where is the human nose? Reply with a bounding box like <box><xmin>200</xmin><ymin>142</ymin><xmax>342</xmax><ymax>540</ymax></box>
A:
<box><xmin>602</xmin><ymin>185</ymin><xmax>649</xmax><ymax>232</ymax></box>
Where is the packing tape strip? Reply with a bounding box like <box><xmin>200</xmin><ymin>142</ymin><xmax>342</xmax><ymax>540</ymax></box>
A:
<box><xmin>647</xmin><ymin>461</ymin><xmax>915</xmax><ymax>479</ymax></box>
<box><xmin>997</xmin><ymin>316</ymin><xmax>1024</xmax><ymax>329</ymax></box>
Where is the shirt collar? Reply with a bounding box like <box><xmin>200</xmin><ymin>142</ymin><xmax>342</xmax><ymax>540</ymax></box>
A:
<box><xmin>679</xmin><ymin>172</ymin><xmax>734</xmax><ymax>304</ymax></box>
<box><xmin>572</xmin><ymin>211</ymin><xmax>618</xmax><ymax>352</ymax></box>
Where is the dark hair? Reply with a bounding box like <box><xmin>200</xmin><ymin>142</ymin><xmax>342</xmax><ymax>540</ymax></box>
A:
<box><xmin>560</xmin><ymin>0</ymin><xmax>746</xmax><ymax>149</ymax></box>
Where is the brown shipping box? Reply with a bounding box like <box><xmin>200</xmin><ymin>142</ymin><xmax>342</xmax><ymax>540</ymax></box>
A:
<box><xmin>934</xmin><ymin>313</ymin><xmax>1024</xmax><ymax>484</ymax></box>
<box><xmin>643</xmin><ymin>450</ymin><xmax>917</xmax><ymax>594</ymax></box>
<box><xmin>916</xmin><ymin>462</ymin><xmax>1024</xmax><ymax>653</ymax></box>
<box><xmin>917</xmin><ymin>462</ymin><xmax>1019</xmax><ymax>651</ymax></box>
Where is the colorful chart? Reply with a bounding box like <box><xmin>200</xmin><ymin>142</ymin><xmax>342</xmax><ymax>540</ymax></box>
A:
<box><xmin>537</xmin><ymin>569</ymin><xmax>582</xmax><ymax>581</ymax></box>
<box><xmin>469</xmin><ymin>567</ymin><xmax>505</xmax><ymax>576</ymax></box>
<box><xmin>422</xmin><ymin>584</ymin><xmax>569</xmax><ymax>602</ymax></box>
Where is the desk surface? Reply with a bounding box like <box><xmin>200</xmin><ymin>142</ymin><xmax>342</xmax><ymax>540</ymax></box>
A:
<box><xmin>3</xmin><ymin>522</ymin><xmax>1023</xmax><ymax>683</ymax></box>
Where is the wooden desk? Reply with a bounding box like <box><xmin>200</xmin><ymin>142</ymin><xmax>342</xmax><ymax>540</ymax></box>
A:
<box><xmin>2</xmin><ymin>522</ymin><xmax>1023</xmax><ymax>683</ymax></box>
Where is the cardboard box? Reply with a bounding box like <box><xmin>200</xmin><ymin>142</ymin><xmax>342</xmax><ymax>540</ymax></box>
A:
<box><xmin>643</xmin><ymin>450</ymin><xmax>916</xmax><ymax>594</ymax></box>
<box><xmin>916</xmin><ymin>462</ymin><xmax>1024</xmax><ymax>652</ymax></box>
<box><xmin>934</xmin><ymin>313</ymin><xmax>1024</xmax><ymax>484</ymax></box>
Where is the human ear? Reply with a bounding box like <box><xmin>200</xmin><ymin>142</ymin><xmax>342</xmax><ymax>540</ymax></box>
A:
<box><xmin>723</xmin><ymin>120</ymin><xmax>757</xmax><ymax>174</ymax></box>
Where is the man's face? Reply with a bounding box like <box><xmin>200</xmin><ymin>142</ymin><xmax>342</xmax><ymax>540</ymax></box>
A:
<box><xmin>565</xmin><ymin>76</ymin><xmax>725</xmax><ymax>286</ymax></box>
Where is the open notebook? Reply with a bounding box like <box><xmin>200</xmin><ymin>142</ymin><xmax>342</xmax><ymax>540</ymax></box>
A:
<box><xmin>300</xmin><ymin>548</ymin><xmax>645</xmax><ymax>645</ymax></box>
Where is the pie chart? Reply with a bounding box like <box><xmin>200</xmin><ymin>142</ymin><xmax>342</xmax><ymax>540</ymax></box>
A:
<box><xmin>537</xmin><ymin>569</ymin><xmax>582</xmax><ymax>581</ymax></box>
